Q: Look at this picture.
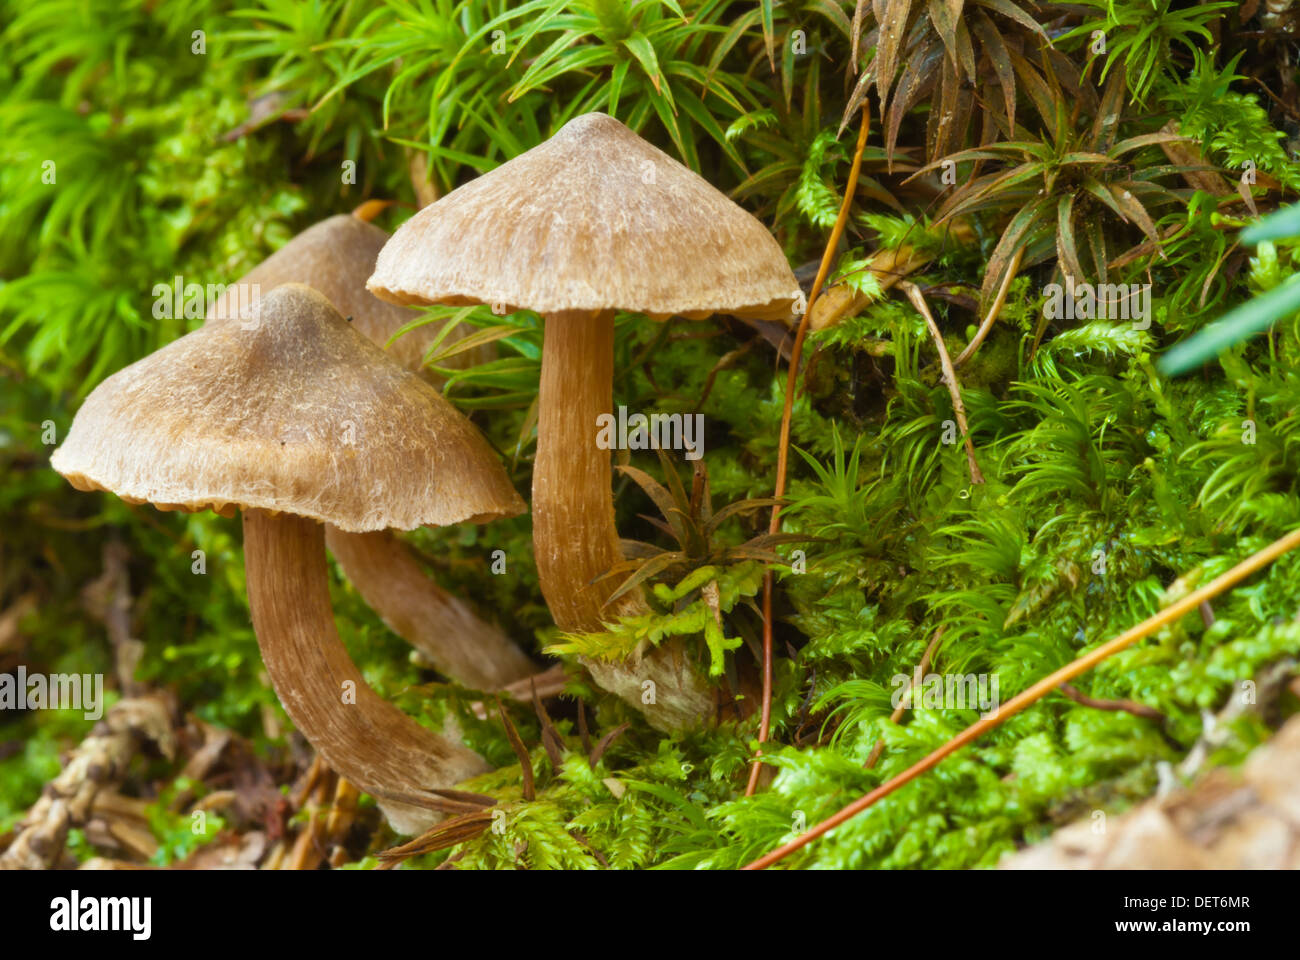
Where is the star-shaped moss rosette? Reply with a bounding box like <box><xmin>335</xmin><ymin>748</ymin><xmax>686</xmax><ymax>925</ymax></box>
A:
<box><xmin>551</xmin><ymin>452</ymin><xmax>810</xmax><ymax>683</ymax></box>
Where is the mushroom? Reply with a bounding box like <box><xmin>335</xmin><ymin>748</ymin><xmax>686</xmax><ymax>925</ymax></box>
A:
<box><xmin>53</xmin><ymin>283</ymin><xmax>526</xmax><ymax>833</ymax></box>
<box><xmin>367</xmin><ymin>113</ymin><xmax>799</xmax><ymax>727</ymax></box>
<box><xmin>208</xmin><ymin>213</ymin><xmax>535</xmax><ymax>689</ymax></box>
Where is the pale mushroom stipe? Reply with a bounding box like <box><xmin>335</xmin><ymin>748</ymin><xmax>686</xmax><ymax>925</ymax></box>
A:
<box><xmin>53</xmin><ymin>283</ymin><xmax>526</xmax><ymax>834</ymax></box>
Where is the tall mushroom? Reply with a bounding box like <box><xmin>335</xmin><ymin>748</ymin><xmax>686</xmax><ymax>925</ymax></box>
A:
<box><xmin>367</xmin><ymin>112</ymin><xmax>799</xmax><ymax>728</ymax></box>
<box><xmin>208</xmin><ymin>213</ymin><xmax>536</xmax><ymax>690</ymax></box>
<box><xmin>52</xmin><ymin>283</ymin><xmax>526</xmax><ymax>833</ymax></box>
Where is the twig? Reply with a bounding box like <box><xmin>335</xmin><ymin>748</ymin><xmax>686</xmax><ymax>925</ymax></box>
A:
<box><xmin>0</xmin><ymin>695</ymin><xmax>174</xmax><ymax>869</ymax></box>
<box><xmin>952</xmin><ymin>246</ymin><xmax>1023</xmax><ymax>367</ymax></box>
<box><xmin>530</xmin><ymin>678</ymin><xmax>565</xmax><ymax>770</ymax></box>
<box><xmin>577</xmin><ymin>698</ymin><xmax>592</xmax><ymax>757</ymax></box>
<box><xmin>377</xmin><ymin>808</ymin><xmax>496</xmax><ymax>865</ymax></box>
<box><xmin>791</xmin><ymin>665</ymin><xmax>820</xmax><ymax>747</ymax></box>
<box><xmin>1057</xmin><ymin>683</ymin><xmax>1166</xmax><ymax>723</ymax></box>
<box><xmin>1199</xmin><ymin>600</ymin><xmax>1215</xmax><ymax>628</ymax></box>
<box><xmin>351</xmin><ymin>199</ymin><xmax>393</xmax><ymax>223</ymax></box>
<box><xmin>496</xmin><ymin>698</ymin><xmax>535</xmax><ymax>802</ymax></box>
<box><xmin>693</xmin><ymin>339</ymin><xmax>756</xmax><ymax>414</ymax></box>
<box><xmin>899</xmin><ymin>282</ymin><xmax>984</xmax><ymax>485</ymax></box>
<box><xmin>865</xmin><ymin>628</ymin><xmax>944</xmax><ymax>769</ymax></box>
<box><xmin>589</xmin><ymin>722</ymin><xmax>630</xmax><ymax>770</ymax></box>
<box><xmin>469</xmin><ymin>663</ymin><xmax>568</xmax><ymax>720</ymax></box>
<box><xmin>570</xmin><ymin>829</ymin><xmax>611</xmax><ymax>868</ymax></box>
<box><xmin>743</xmin><ymin>524</ymin><xmax>1300</xmax><ymax>868</ymax></box>
<box><xmin>745</xmin><ymin>103</ymin><xmax>872</xmax><ymax>797</ymax></box>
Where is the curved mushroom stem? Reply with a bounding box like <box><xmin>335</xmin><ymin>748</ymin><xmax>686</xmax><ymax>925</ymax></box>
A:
<box><xmin>243</xmin><ymin>510</ymin><xmax>488</xmax><ymax>835</ymax></box>
<box><xmin>533</xmin><ymin>312</ymin><xmax>714</xmax><ymax>730</ymax></box>
<box><xmin>324</xmin><ymin>526</ymin><xmax>536</xmax><ymax>690</ymax></box>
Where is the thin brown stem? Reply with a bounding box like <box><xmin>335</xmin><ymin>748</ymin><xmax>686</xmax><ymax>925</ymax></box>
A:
<box><xmin>746</xmin><ymin>104</ymin><xmax>872</xmax><ymax>796</ymax></box>
<box><xmin>900</xmin><ymin>282</ymin><xmax>984</xmax><ymax>485</ymax></box>
<box><xmin>325</xmin><ymin>527</ymin><xmax>535</xmax><ymax>690</ymax></box>
<box><xmin>351</xmin><ymin>199</ymin><xmax>393</xmax><ymax>223</ymax></box>
<box><xmin>744</xmin><ymin>524</ymin><xmax>1300</xmax><ymax>869</ymax></box>
<box><xmin>243</xmin><ymin>509</ymin><xmax>489</xmax><ymax>835</ymax></box>
<box><xmin>1058</xmin><ymin>683</ymin><xmax>1166</xmax><ymax>722</ymax></box>
<box><xmin>953</xmin><ymin>246</ymin><xmax>1023</xmax><ymax>367</ymax></box>
<box><xmin>865</xmin><ymin>627</ymin><xmax>944</xmax><ymax>769</ymax></box>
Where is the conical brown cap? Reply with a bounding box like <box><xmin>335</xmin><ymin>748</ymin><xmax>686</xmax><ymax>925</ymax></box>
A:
<box><xmin>367</xmin><ymin>113</ymin><xmax>800</xmax><ymax>323</ymax></box>
<box><xmin>207</xmin><ymin>214</ymin><xmax>465</xmax><ymax>375</ymax></box>
<box><xmin>53</xmin><ymin>284</ymin><xmax>524</xmax><ymax>532</ymax></box>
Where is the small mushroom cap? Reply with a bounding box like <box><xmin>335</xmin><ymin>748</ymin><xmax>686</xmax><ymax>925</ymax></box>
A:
<box><xmin>53</xmin><ymin>283</ymin><xmax>525</xmax><ymax>532</ymax></box>
<box><xmin>368</xmin><ymin>112</ymin><xmax>800</xmax><ymax>323</ymax></box>
<box><xmin>207</xmin><ymin>214</ymin><xmax>480</xmax><ymax>376</ymax></box>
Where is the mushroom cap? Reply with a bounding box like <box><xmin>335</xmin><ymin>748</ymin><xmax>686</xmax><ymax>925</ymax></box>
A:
<box><xmin>53</xmin><ymin>283</ymin><xmax>525</xmax><ymax>532</ymax></box>
<box><xmin>367</xmin><ymin>112</ymin><xmax>800</xmax><ymax>323</ymax></box>
<box><xmin>207</xmin><ymin>214</ymin><xmax>472</xmax><ymax>376</ymax></box>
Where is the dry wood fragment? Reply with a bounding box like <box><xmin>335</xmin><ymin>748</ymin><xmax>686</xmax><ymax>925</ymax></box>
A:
<box><xmin>0</xmin><ymin>694</ymin><xmax>175</xmax><ymax>870</ymax></box>
<box><xmin>1002</xmin><ymin>663</ymin><xmax>1300</xmax><ymax>869</ymax></box>
<box><xmin>1002</xmin><ymin>712</ymin><xmax>1300</xmax><ymax>869</ymax></box>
